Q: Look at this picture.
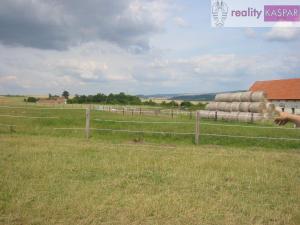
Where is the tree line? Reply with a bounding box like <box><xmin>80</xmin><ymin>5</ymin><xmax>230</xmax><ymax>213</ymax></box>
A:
<box><xmin>24</xmin><ymin>91</ymin><xmax>207</xmax><ymax>110</ymax></box>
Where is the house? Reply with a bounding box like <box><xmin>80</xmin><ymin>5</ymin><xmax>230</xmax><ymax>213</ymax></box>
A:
<box><xmin>38</xmin><ymin>97</ymin><xmax>66</xmax><ymax>105</ymax></box>
<box><xmin>250</xmin><ymin>78</ymin><xmax>300</xmax><ymax>114</ymax></box>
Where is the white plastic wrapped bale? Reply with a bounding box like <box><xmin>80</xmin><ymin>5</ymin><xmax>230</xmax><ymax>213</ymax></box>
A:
<box><xmin>240</xmin><ymin>91</ymin><xmax>253</xmax><ymax>102</ymax></box>
<box><xmin>239</xmin><ymin>102</ymin><xmax>251</xmax><ymax>112</ymax></box>
<box><xmin>251</xmin><ymin>91</ymin><xmax>267</xmax><ymax>102</ymax></box>
<box><xmin>231</xmin><ymin>102</ymin><xmax>241</xmax><ymax>112</ymax></box>
<box><xmin>249</xmin><ymin>102</ymin><xmax>267</xmax><ymax>113</ymax></box>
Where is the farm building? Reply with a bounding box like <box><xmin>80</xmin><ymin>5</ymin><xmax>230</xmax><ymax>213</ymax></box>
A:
<box><xmin>250</xmin><ymin>78</ymin><xmax>300</xmax><ymax>114</ymax></box>
<box><xmin>38</xmin><ymin>97</ymin><xmax>66</xmax><ymax>105</ymax></box>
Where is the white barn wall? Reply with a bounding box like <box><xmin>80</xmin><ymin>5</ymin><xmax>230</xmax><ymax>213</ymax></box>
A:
<box><xmin>271</xmin><ymin>100</ymin><xmax>300</xmax><ymax>114</ymax></box>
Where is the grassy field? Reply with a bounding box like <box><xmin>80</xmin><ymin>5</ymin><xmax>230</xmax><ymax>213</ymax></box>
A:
<box><xmin>0</xmin><ymin>96</ymin><xmax>300</xmax><ymax>224</ymax></box>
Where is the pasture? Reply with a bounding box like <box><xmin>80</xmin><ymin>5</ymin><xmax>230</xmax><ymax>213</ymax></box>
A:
<box><xmin>0</xmin><ymin>96</ymin><xmax>300</xmax><ymax>225</ymax></box>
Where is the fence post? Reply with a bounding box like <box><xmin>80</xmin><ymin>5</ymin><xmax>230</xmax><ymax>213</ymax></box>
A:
<box><xmin>140</xmin><ymin>107</ymin><xmax>142</xmax><ymax>116</ymax></box>
<box><xmin>171</xmin><ymin>109</ymin><xmax>174</xmax><ymax>119</ymax></box>
<box><xmin>195</xmin><ymin>111</ymin><xmax>200</xmax><ymax>145</ymax></box>
<box><xmin>123</xmin><ymin>107</ymin><xmax>125</xmax><ymax>116</ymax></box>
<box><xmin>85</xmin><ymin>107</ymin><xmax>91</xmax><ymax>139</ymax></box>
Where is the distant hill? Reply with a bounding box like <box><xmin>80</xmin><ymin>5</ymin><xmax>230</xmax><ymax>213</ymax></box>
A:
<box><xmin>170</xmin><ymin>93</ymin><xmax>216</xmax><ymax>101</ymax></box>
<box><xmin>138</xmin><ymin>90</ymin><xmax>247</xmax><ymax>102</ymax></box>
<box><xmin>170</xmin><ymin>90</ymin><xmax>247</xmax><ymax>101</ymax></box>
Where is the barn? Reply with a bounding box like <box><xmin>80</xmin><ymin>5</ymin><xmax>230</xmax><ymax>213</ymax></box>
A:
<box><xmin>250</xmin><ymin>78</ymin><xmax>300</xmax><ymax>114</ymax></box>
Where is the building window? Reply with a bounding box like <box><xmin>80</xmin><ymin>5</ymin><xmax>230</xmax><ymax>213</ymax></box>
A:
<box><xmin>292</xmin><ymin>108</ymin><xmax>295</xmax><ymax>114</ymax></box>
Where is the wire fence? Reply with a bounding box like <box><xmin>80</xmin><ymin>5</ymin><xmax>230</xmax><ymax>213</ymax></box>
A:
<box><xmin>0</xmin><ymin>105</ymin><xmax>300</xmax><ymax>145</ymax></box>
<box><xmin>0</xmin><ymin>114</ymin><xmax>59</xmax><ymax>119</ymax></box>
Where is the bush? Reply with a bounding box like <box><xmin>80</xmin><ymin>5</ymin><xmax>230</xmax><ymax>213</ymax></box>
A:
<box><xmin>25</xmin><ymin>97</ymin><xmax>38</xmax><ymax>103</ymax></box>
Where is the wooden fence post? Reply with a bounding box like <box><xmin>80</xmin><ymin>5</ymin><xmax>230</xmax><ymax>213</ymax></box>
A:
<box><xmin>86</xmin><ymin>107</ymin><xmax>91</xmax><ymax>139</ymax></box>
<box><xmin>171</xmin><ymin>109</ymin><xmax>174</xmax><ymax>119</ymax></box>
<box><xmin>195</xmin><ymin>111</ymin><xmax>200</xmax><ymax>145</ymax></box>
<box><xmin>140</xmin><ymin>107</ymin><xmax>142</xmax><ymax>116</ymax></box>
<box><xmin>123</xmin><ymin>107</ymin><xmax>125</xmax><ymax>116</ymax></box>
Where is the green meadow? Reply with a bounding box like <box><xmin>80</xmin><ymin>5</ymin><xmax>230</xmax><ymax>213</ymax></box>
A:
<box><xmin>0</xmin><ymin>96</ymin><xmax>299</xmax><ymax>225</ymax></box>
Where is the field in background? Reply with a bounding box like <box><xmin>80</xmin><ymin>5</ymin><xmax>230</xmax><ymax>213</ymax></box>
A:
<box><xmin>0</xmin><ymin>96</ymin><xmax>300</xmax><ymax>225</ymax></box>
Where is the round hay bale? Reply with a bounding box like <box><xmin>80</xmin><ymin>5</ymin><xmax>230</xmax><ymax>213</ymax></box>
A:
<box><xmin>223</xmin><ymin>112</ymin><xmax>231</xmax><ymax>121</ymax></box>
<box><xmin>252</xmin><ymin>113</ymin><xmax>264</xmax><ymax>122</ymax></box>
<box><xmin>224</xmin><ymin>103</ymin><xmax>232</xmax><ymax>112</ymax></box>
<box><xmin>238</xmin><ymin>112</ymin><xmax>252</xmax><ymax>122</ymax></box>
<box><xmin>206</xmin><ymin>102</ymin><xmax>219</xmax><ymax>111</ymax></box>
<box><xmin>217</xmin><ymin>111</ymin><xmax>226</xmax><ymax>120</ymax></box>
<box><xmin>228</xmin><ymin>112</ymin><xmax>239</xmax><ymax>121</ymax></box>
<box><xmin>249</xmin><ymin>102</ymin><xmax>266</xmax><ymax>113</ymax></box>
<box><xmin>251</xmin><ymin>91</ymin><xmax>266</xmax><ymax>102</ymax></box>
<box><xmin>239</xmin><ymin>102</ymin><xmax>251</xmax><ymax>112</ymax></box>
<box><xmin>240</xmin><ymin>92</ymin><xmax>253</xmax><ymax>102</ymax></box>
<box><xmin>199</xmin><ymin>110</ymin><xmax>210</xmax><ymax>119</ymax></box>
<box><xmin>231</xmin><ymin>102</ymin><xmax>241</xmax><ymax>112</ymax></box>
<box><xmin>266</xmin><ymin>103</ymin><xmax>275</xmax><ymax>113</ymax></box>
<box><xmin>217</xmin><ymin>102</ymin><xmax>227</xmax><ymax>111</ymax></box>
<box><xmin>215</xmin><ymin>93</ymin><xmax>232</xmax><ymax>102</ymax></box>
<box><xmin>209</xmin><ymin>111</ymin><xmax>217</xmax><ymax>119</ymax></box>
<box><xmin>231</xmin><ymin>92</ymin><xmax>243</xmax><ymax>102</ymax></box>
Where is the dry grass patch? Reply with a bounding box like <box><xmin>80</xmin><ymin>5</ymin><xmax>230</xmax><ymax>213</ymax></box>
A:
<box><xmin>0</xmin><ymin>135</ymin><xmax>299</xmax><ymax>225</ymax></box>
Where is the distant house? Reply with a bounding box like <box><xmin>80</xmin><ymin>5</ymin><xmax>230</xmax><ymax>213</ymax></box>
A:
<box><xmin>38</xmin><ymin>97</ymin><xmax>66</xmax><ymax>105</ymax></box>
<box><xmin>250</xmin><ymin>78</ymin><xmax>300</xmax><ymax>114</ymax></box>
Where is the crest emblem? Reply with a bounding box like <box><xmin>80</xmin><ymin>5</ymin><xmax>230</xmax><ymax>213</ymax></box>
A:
<box><xmin>212</xmin><ymin>0</ymin><xmax>229</xmax><ymax>27</ymax></box>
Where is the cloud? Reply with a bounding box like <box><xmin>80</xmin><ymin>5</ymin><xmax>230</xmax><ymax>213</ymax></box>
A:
<box><xmin>0</xmin><ymin>0</ymin><xmax>170</xmax><ymax>51</ymax></box>
<box><xmin>244</xmin><ymin>28</ymin><xmax>256</xmax><ymax>38</ymax></box>
<box><xmin>173</xmin><ymin>17</ymin><xmax>189</xmax><ymax>27</ymax></box>
<box><xmin>265</xmin><ymin>23</ymin><xmax>300</xmax><ymax>42</ymax></box>
<box><xmin>0</xmin><ymin>38</ymin><xmax>299</xmax><ymax>95</ymax></box>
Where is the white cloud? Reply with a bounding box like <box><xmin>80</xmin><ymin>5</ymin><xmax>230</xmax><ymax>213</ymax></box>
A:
<box><xmin>173</xmin><ymin>17</ymin><xmax>189</xmax><ymax>27</ymax></box>
<box><xmin>244</xmin><ymin>28</ymin><xmax>256</xmax><ymax>38</ymax></box>
<box><xmin>265</xmin><ymin>23</ymin><xmax>300</xmax><ymax>42</ymax></box>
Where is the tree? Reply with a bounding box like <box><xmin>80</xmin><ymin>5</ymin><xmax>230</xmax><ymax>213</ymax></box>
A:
<box><xmin>180</xmin><ymin>101</ymin><xmax>193</xmax><ymax>108</ymax></box>
<box><xmin>62</xmin><ymin>90</ymin><xmax>70</xmax><ymax>99</ymax></box>
<box><xmin>26</xmin><ymin>97</ymin><xmax>38</xmax><ymax>103</ymax></box>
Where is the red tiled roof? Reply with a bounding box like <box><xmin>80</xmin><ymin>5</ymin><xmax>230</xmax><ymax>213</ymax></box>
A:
<box><xmin>249</xmin><ymin>78</ymin><xmax>300</xmax><ymax>100</ymax></box>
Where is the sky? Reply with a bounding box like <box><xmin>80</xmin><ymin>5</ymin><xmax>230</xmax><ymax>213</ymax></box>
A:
<box><xmin>0</xmin><ymin>0</ymin><xmax>299</xmax><ymax>96</ymax></box>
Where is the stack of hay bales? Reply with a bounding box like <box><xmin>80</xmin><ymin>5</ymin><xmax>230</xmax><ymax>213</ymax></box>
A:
<box><xmin>201</xmin><ymin>91</ymin><xmax>277</xmax><ymax>122</ymax></box>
